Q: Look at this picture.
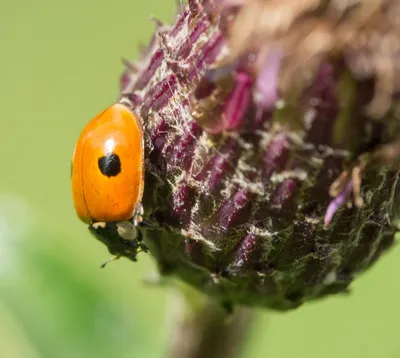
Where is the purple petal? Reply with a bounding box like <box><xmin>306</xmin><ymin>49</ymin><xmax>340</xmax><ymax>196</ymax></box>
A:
<box><xmin>324</xmin><ymin>180</ymin><xmax>353</xmax><ymax>228</ymax></box>
<box><xmin>254</xmin><ymin>49</ymin><xmax>283</xmax><ymax>117</ymax></box>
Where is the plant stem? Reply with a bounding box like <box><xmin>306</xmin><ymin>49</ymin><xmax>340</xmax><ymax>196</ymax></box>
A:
<box><xmin>164</xmin><ymin>284</ymin><xmax>253</xmax><ymax>358</ymax></box>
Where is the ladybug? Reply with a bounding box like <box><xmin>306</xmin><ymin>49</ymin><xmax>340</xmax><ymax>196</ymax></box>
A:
<box><xmin>71</xmin><ymin>100</ymin><xmax>150</xmax><ymax>264</ymax></box>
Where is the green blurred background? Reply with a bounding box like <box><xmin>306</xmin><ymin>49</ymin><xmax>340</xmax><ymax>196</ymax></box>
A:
<box><xmin>1</xmin><ymin>1</ymin><xmax>399</xmax><ymax>357</ymax></box>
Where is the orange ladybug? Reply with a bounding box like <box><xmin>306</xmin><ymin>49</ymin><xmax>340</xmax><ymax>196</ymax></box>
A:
<box><xmin>71</xmin><ymin>101</ymin><xmax>145</xmax><ymax>226</ymax></box>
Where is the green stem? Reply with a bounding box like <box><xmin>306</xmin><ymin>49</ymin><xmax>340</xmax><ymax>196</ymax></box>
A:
<box><xmin>164</xmin><ymin>283</ymin><xmax>253</xmax><ymax>358</ymax></box>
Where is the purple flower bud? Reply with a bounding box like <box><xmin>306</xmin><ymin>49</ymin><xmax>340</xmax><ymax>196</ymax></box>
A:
<box><xmin>110</xmin><ymin>0</ymin><xmax>400</xmax><ymax>310</ymax></box>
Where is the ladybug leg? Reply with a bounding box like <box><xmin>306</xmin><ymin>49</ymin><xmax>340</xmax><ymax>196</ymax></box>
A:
<box><xmin>136</xmin><ymin>227</ymin><xmax>143</xmax><ymax>242</ymax></box>
<box><xmin>132</xmin><ymin>203</ymin><xmax>144</xmax><ymax>226</ymax></box>
<box><xmin>131</xmin><ymin>203</ymin><xmax>158</xmax><ymax>229</ymax></box>
<box><xmin>100</xmin><ymin>256</ymin><xmax>121</xmax><ymax>268</ymax></box>
<box><xmin>135</xmin><ymin>229</ymin><xmax>149</xmax><ymax>254</ymax></box>
<box><xmin>140</xmin><ymin>219</ymin><xmax>158</xmax><ymax>229</ymax></box>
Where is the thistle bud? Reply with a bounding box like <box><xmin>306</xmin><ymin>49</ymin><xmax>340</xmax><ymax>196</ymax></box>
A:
<box><xmin>120</xmin><ymin>0</ymin><xmax>400</xmax><ymax>310</ymax></box>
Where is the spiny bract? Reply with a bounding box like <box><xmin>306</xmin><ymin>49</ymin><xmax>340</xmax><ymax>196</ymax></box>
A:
<box><xmin>118</xmin><ymin>0</ymin><xmax>400</xmax><ymax>310</ymax></box>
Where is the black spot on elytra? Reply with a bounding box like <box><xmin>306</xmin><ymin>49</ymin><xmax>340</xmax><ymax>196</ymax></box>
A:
<box><xmin>98</xmin><ymin>153</ymin><xmax>121</xmax><ymax>177</ymax></box>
